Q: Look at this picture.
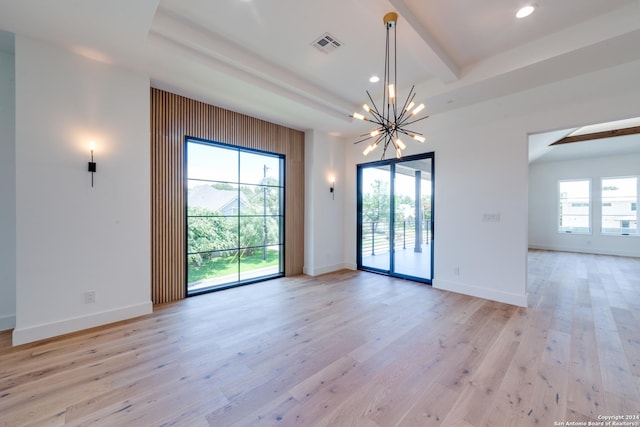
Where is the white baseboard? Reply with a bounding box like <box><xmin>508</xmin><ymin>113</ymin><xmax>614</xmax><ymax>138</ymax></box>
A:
<box><xmin>0</xmin><ymin>314</ymin><xmax>16</xmax><ymax>332</ymax></box>
<box><xmin>528</xmin><ymin>244</ymin><xmax>640</xmax><ymax>258</ymax></box>
<box><xmin>433</xmin><ymin>279</ymin><xmax>528</xmax><ymax>307</ymax></box>
<box><xmin>304</xmin><ymin>263</ymin><xmax>354</xmax><ymax>276</ymax></box>
<box><xmin>12</xmin><ymin>301</ymin><xmax>152</xmax><ymax>346</ymax></box>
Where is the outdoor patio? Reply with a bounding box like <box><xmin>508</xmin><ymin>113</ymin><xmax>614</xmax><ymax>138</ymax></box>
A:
<box><xmin>361</xmin><ymin>243</ymin><xmax>432</xmax><ymax>280</ymax></box>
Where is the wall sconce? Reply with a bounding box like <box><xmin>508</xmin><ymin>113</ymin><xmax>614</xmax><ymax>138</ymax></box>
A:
<box><xmin>88</xmin><ymin>141</ymin><xmax>96</xmax><ymax>187</ymax></box>
<box><xmin>329</xmin><ymin>176</ymin><xmax>335</xmax><ymax>200</ymax></box>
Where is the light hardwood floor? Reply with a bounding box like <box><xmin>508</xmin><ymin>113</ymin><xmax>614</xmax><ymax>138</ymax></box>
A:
<box><xmin>1</xmin><ymin>250</ymin><xmax>639</xmax><ymax>426</ymax></box>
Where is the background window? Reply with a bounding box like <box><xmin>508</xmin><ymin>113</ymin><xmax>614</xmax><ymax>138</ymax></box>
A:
<box><xmin>558</xmin><ymin>179</ymin><xmax>591</xmax><ymax>233</ymax></box>
<box><xmin>601</xmin><ymin>177</ymin><xmax>638</xmax><ymax>235</ymax></box>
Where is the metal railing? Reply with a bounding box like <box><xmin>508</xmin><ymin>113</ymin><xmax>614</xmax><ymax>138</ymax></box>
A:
<box><xmin>361</xmin><ymin>220</ymin><xmax>432</xmax><ymax>255</ymax></box>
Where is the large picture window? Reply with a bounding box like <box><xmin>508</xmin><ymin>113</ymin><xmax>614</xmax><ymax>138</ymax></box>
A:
<box><xmin>185</xmin><ymin>138</ymin><xmax>284</xmax><ymax>295</ymax></box>
<box><xmin>558</xmin><ymin>179</ymin><xmax>591</xmax><ymax>233</ymax></box>
<box><xmin>601</xmin><ymin>176</ymin><xmax>638</xmax><ymax>235</ymax></box>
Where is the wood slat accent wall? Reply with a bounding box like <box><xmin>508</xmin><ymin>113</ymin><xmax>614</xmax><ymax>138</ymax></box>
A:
<box><xmin>150</xmin><ymin>88</ymin><xmax>305</xmax><ymax>304</ymax></box>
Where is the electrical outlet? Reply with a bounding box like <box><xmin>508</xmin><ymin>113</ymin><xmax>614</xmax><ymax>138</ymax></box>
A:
<box><xmin>85</xmin><ymin>290</ymin><xmax>96</xmax><ymax>304</ymax></box>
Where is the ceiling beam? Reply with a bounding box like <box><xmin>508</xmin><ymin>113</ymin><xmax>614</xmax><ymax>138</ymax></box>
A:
<box><xmin>388</xmin><ymin>0</ymin><xmax>460</xmax><ymax>83</ymax></box>
<box><xmin>550</xmin><ymin>126</ymin><xmax>640</xmax><ymax>146</ymax></box>
<box><xmin>150</xmin><ymin>8</ymin><xmax>354</xmax><ymax>122</ymax></box>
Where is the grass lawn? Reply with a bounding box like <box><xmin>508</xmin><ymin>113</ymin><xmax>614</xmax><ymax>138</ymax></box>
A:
<box><xmin>188</xmin><ymin>249</ymin><xmax>280</xmax><ymax>283</ymax></box>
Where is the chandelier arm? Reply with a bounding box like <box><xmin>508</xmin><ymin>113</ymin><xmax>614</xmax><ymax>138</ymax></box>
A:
<box><xmin>381</xmin><ymin>140</ymin><xmax>390</xmax><ymax>159</ymax></box>
<box><xmin>365</xmin><ymin>91</ymin><xmax>385</xmax><ymax>123</ymax></box>
<box><xmin>355</xmin><ymin>131</ymin><xmax>388</xmax><ymax>145</ymax></box>
<box><xmin>396</xmin><ymin>87</ymin><xmax>416</xmax><ymax>122</ymax></box>
<box><xmin>392</xmin><ymin>132</ymin><xmax>401</xmax><ymax>149</ymax></box>
<box><xmin>397</xmin><ymin>128</ymin><xmax>425</xmax><ymax>138</ymax></box>
<box><xmin>354</xmin><ymin>135</ymin><xmax>374</xmax><ymax>145</ymax></box>
<box><xmin>400</xmin><ymin>115</ymin><xmax>431</xmax><ymax>127</ymax></box>
<box><xmin>365</xmin><ymin>117</ymin><xmax>386</xmax><ymax>128</ymax></box>
<box><xmin>396</xmin><ymin>128</ymin><xmax>418</xmax><ymax>139</ymax></box>
<box><xmin>365</xmin><ymin>90</ymin><xmax>381</xmax><ymax>113</ymax></box>
<box><xmin>398</xmin><ymin>92</ymin><xmax>416</xmax><ymax>125</ymax></box>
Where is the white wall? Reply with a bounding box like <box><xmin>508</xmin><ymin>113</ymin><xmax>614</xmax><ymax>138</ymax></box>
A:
<box><xmin>0</xmin><ymin>48</ymin><xmax>16</xmax><ymax>331</ymax></box>
<box><xmin>342</xmin><ymin>58</ymin><xmax>640</xmax><ymax>307</ymax></box>
<box><xmin>304</xmin><ymin>130</ymin><xmax>346</xmax><ymax>275</ymax></box>
<box><xmin>529</xmin><ymin>154</ymin><xmax>640</xmax><ymax>257</ymax></box>
<box><xmin>12</xmin><ymin>36</ymin><xmax>152</xmax><ymax>345</ymax></box>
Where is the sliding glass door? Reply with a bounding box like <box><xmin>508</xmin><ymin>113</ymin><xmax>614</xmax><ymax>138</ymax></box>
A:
<box><xmin>357</xmin><ymin>153</ymin><xmax>433</xmax><ymax>282</ymax></box>
<box><xmin>185</xmin><ymin>138</ymin><xmax>284</xmax><ymax>295</ymax></box>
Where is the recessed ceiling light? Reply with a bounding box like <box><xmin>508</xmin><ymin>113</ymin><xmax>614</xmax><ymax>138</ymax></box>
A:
<box><xmin>516</xmin><ymin>4</ymin><xmax>536</xmax><ymax>19</ymax></box>
<box><xmin>369</xmin><ymin>75</ymin><xmax>380</xmax><ymax>83</ymax></box>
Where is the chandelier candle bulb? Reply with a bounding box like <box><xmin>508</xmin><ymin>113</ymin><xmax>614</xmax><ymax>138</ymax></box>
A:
<box><xmin>370</xmin><ymin>130</ymin><xmax>380</xmax><ymax>137</ymax></box>
<box><xmin>412</xmin><ymin>103</ymin><xmax>425</xmax><ymax>115</ymax></box>
<box><xmin>363</xmin><ymin>104</ymin><xmax>371</xmax><ymax>112</ymax></box>
<box><xmin>363</xmin><ymin>142</ymin><xmax>378</xmax><ymax>156</ymax></box>
<box><xmin>413</xmin><ymin>134</ymin><xmax>426</xmax><ymax>143</ymax></box>
<box><xmin>395</xmin><ymin>138</ymin><xmax>406</xmax><ymax>150</ymax></box>
<box><xmin>388</xmin><ymin>84</ymin><xmax>395</xmax><ymax>100</ymax></box>
<box><xmin>405</xmin><ymin>101</ymin><xmax>415</xmax><ymax>112</ymax></box>
<box><xmin>352</xmin><ymin>112</ymin><xmax>366</xmax><ymax>120</ymax></box>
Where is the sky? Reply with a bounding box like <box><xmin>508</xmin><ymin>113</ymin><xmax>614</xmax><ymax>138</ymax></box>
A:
<box><xmin>187</xmin><ymin>140</ymin><xmax>281</xmax><ymax>188</ymax></box>
<box><xmin>361</xmin><ymin>164</ymin><xmax>432</xmax><ymax>199</ymax></box>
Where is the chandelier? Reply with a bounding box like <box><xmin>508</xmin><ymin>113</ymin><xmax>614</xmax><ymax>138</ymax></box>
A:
<box><xmin>351</xmin><ymin>12</ymin><xmax>428</xmax><ymax>159</ymax></box>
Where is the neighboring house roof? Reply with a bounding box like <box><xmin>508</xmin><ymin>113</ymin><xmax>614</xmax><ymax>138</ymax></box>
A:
<box><xmin>188</xmin><ymin>185</ymin><xmax>248</xmax><ymax>213</ymax></box>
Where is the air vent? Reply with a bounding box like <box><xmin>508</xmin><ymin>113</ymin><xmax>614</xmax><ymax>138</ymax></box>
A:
<box><xmin>312</xmin><ymin>32</ymin><xmax>343</xmax><ymax>53</ymax></box>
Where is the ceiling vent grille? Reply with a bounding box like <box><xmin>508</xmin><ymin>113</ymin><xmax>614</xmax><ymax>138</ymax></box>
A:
<box><xmin>312</xmin><ymin>32</ymin><xmax>343</xmax><ymax>53</ymax></box>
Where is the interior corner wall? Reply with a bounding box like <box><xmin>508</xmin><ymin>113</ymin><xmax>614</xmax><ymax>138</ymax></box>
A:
<box><xmin>304</xmin><ymin>130</ymin><xmax>347</xmax><ymax>276</ymax></box>
<box><xmin>0</xmin><ymin>49</ymin><xmax>16</xmax><ymax>331</ymax></box>
<box><xmin>12</xmin><ymin>36</ymin><xmax>152</xmax><ymax>345</ymax></box>
<box><xmin>303</xmin><ymin>131</ymin><xmax>315</xmax><ymax>274</ymax></box>
<box><xmin>529</xmin><ymin>153</ymin><xmax>640</xmax><ymax>257</ymax></box>
<box><xmin>344</xmin><ymin>58</ymin><xmax>640</xmax><ymax>308</ymax></box>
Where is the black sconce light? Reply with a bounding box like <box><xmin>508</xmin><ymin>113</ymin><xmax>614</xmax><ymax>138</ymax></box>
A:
<box><xmin>88</xmin><ymin>141</ymin><xmax>96</xmax><ymax>187</ymax></box>
<box><xmin>329</xmin><ymin>176</ymin><xmax>335</xmax><ymax>200</ymax></box>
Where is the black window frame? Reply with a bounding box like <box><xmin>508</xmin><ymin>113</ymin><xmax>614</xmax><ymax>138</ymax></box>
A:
<box><xmin>184</xmin><ymin>137</ymin><xmax>286</xmax><ymax>297</ymax></box>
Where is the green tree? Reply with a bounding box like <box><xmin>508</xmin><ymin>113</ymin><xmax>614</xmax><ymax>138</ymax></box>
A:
<box><xmin>237</xmin><ymin>179</ymin><xmax>281</xmax><ymax>256</ymax></box>
<box><xmin>363</xmin><ymin>178</ymin><xmax>390</xmax><ymax>233</ymax></box>
<box><xmin>187</xmin><ymin>207</ymin><xmax>235</xmax><ymax>266</ymax></box>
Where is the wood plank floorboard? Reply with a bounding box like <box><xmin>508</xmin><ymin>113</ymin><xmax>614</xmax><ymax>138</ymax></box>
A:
<box><xmin>1</xmin><ymin>251</ymin><xmax>639</xmax><ymax>426</ymax></box>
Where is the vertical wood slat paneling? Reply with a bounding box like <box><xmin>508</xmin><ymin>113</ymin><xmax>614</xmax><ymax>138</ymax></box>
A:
<box><xmin>150</xmin><ymin>88</ymin><xmax>305</xmax><ymax>304</ymax></box>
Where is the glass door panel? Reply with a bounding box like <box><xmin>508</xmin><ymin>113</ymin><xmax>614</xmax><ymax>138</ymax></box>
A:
<box><xmin>360</xmin><ymin>165</ymin><xmax>391</xmax><ymax>272</ymax></box>
<box><xmin>392</xmin><ymin>159</ymin><xmax>432</xmax><ymax>280</ymax></box>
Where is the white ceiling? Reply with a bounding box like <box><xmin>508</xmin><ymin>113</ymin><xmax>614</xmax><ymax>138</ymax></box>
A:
<box><xmin>528</xmin><ymin>116</ymin><xmax>640</xmax><ymax>164</ymax></box>
<box><xmin>529</xmin><ymin>129</ymin><xmax>640</xmax><ymax>164</ymax></box>
<box><xmin>1</xmin><ymin>0</ymin><xmax>640</xmax><ymax>141</ymax></box>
